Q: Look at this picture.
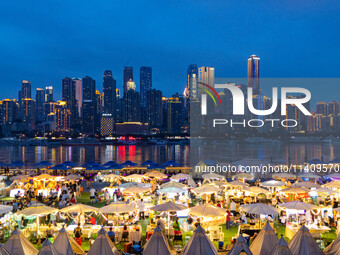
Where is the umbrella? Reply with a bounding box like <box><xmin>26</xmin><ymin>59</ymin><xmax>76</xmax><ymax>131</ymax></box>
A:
<box><xmin>121</xmin><ymin>160</ymin><xmax>137</xmax><ymax>167</ymax></box>
<box><xmin>62</xmin><ymin>161</ymin><xmax>78</xmax><ymax>167</ymax></box>
<box><xmin>157</xmin><ymin>187</ymin><xmax>186</xmax><ymax>194</ymax></box>
<box><xmin>323</xmin><ymin>181</ymin><xmax>340</xmax><ymax>188</ymax></box>
<box><xmin>149</xmin><ymin>201</ymin><xmax>187</xmax><ymax>212</ymax></box>
<box><xmin>298</xmin><ymin>173</ymin><xmax>320</xmax><ymax>179</ymax></box>
<box><xmin>141</xmin><ymin>160</ymin><xmax>155</xmax><ymax>166</ymax></box>
<box><xmin>0</xmin><ymin>163</ymin><xmax>7</xmax><ymax>167</ymax></box>
<box><xmin>314</xmin><ymin>187</ymin><xmax>337</xmax><ymax>195</ymax></box>
<box><xmin>279</xmin><ymin>201</ymin><xmax>317</xmax><ymax>210</ymax></box>
<box><xmin>122</xmin><ymin>186</ymin><xmax>150</xmax><ymax>194</ymax></box>
<box><xmin>170</xmin><ymin>173</ymin><xmax>191</xmax><ymax>181</ymax></box>
<box><xmin>192</xmin><ymin>186</ymin><xmax>220</xmax><ymax>195</ymax></box>
<box><xmin>243</xmin><ymin>186</ymin><xmax>271</xmax><ymax>195</ymax></box>
<box><xmin>233</xmin><ymin>172</ymin><xmax>254</xmax><ymax>180</ymax></box>
<box><xmin>144</xmin><ymin>171</ymin><xmax>167</xmax><ymax>178</ymax></box>
<box><xmin>293</xmin><ymin>181</ymin><xmax>320</xmax><ymax>188</ymax></box>
<box><xmin>51</xmin><ymin>164</ymin><xmax>68</xmax><ymax>171</ymax></box>
<box><xmin>82</xmin><ymin>161</ymin><xmax>100</xmax><ymax>168</ymax></box>
<box><xmin>206</xmin><ymin>180</ymin><xmax>230</xmax><ymax>187</ymax></box>
<box><xmin>33</xmin><ymin>174</ymin><xmax>55</xmax><ymax>180</ymax></box>
<box><xmin>60</xmin><ymin>204</ymin><xmax>99</xmax><ymax>214</ymax></box>
<box><xmin>100</xmin><ymin>203</ymin><xmax>136</xmax><ymax>214</ymax></box>
<box><xmin>119</xmin><ymin>182</ymin><xmax>146</xmax><ymax>189</ymax></box>
<box><xmin>229</xmin><ymin>180</ymin><xmax>250</xmax><ymax>187</ymax></box>
<box><xmin>188</xmin><ymin>204</ymin><xmax>226</xmax><ymax>218</ymax></box>
<box><xmin>201</xmin><ymin>173</ymin><xmax>225</xmax><ymax>180</ymax></box>
<box><xmin>261</xmin><ymin>180</ymin><xmax>286</xmax><ymax>187</ymax></box>
<box><xmin>160</xmin><ymin>181</ymin><xmax>187</xmax><ymax>189</ymax></box>
<box><xmin>240</xmin><ymin>203</ymin><xmax>279</xmax><ymax>215</ymax></box>
<box><xmin>162</xmin><ymin>160</ymin><xmax>180</xmax><ymax>167</ymax></box>
<box><xmin>280</xmin><ymin>187</ymin><xmax>310</xmax><ymax>194</ymax></box>
<box><xmin>272</xmin><ymin>173</ymin><xmax>297</xmax><ymax>179</ymax></box>
<box><xmin>34</xmin><ymin>161</ymin><xmax>54</xmax><ymax>167</ymax></box>
<box><xmin>124</xmin><ymin>174</ymin><xmax>148</xmax><ymax>181</ymax></box>
<box><xmin>147</xmin><ymin>163</ymin><xmax>165</xmax><ymax>170</ymax></box>
<box><xmin>90</xmin><ymin>165</ymin><xmax>108</xmax><ymax>171</ymax></box>
<box><xmin>8</xmin><ymin>161</ymin><xmax>26</xmax><ymax>167</ymax></box>
<box><xmin>102</xmin><ymin>161</ymin><xmax>119</xmax><ymax>167</ymax></box>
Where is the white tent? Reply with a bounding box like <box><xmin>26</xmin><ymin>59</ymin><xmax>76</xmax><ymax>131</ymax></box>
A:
<box><xmin>279</xmin><ymin>201</ymin><xmax>317</xmax><ymax>211</ymax></box>
<box><xmin>182</xmin><ymin>225</ymin><xmax>218</xmax><ymax>255</ymax></box>
<box><xmin>270</xmin><ymin>236</ymin><xmax>292</xmax><ymax>255</ymax></box>
<box><xmin>227</xmin><ymin>235</ymin><xmax>253</xmax><ymax>255</ymax></box>
<box><xmin>143</xmin><ymin>227</ymin><xmax>171</xmax><ymax>255</ymax></box>
<box><xmin>240</xmin><ymin>203</ymin><xmax>279</xmax><ymax>215</ymax></box>
<box><xmin>188</xmin><ymin>177</ymin><xmax>196</xmax><ymax>187</ymax></box>
<box><xmin>288</xmin><ymin>225</ymin><xmax>323</xmax><ymax>255</ymax></box>
<box><xmin>261</xmin><ymin>180</ymin><xmax>286</xmax><ymax>187</ymax></box>
<box><xmin>170</xmin><ymin>173</ymin><xmax>191</xmax><ymax>181</ymax></box>
<box><xmin>37</xmin><ymin>239</ymin><xmax>59</xmax><ymax>255</ymax></box>
<box><xmin>0</xmin><ymin>244</ymin><xmax>9</xmax><ymax>255</ymax></box>
<box><xmin>160</xmin><ymin>181</ymin><xmax>187</xmax><ymax>189</ymax></box>
<box><xmin>272</xmin><ymin>173</ymin><xmax>296</xmax><ymax>179</ymax></box>
<box><xmin>293</xmin><ymin>181</ymin><xmax>320</xmax><ymax>189</ymax></box>
<box><xmin>4</xmin><ymin>229</ymin><xmax>38</xmax><ymax>255</ymax></box>
<box><xmin>52</xmin><ymin>226</ymin><xmax>85</xmax><ymax>255</ymax></box>
<box><xmin>201</xmin><ymin>173</ymin><xmax>225</xmax><ymax>180</ymax></box>
<box><xmin>87</xmin><ymin>228</ymin><xmax>119</xmax><ymax>255</ymax></box>
<box><xmin>324</xmin><ymin>233</ymin><xmax>340</xmax><ymax>255</ymax></box>
<box><xmin>250</xmin><ymin>222</ymin><xmax>278</xmax><ymax>255</ymax></box>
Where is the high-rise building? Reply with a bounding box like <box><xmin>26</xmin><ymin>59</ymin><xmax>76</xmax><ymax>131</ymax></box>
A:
<box><xmin>146</xmin><ymin>89</ymin><xmax>162</xmax><ymax>130</ymax></box>
<box><xmin>35</xmin><ymin>88</ymin><xmax>45</xmax><ymax>122</ymax></box>
<box><xmin>123</xmin><ymin>89</ymin><xmax>140</xmax><ymax>122</ymax></box>
<box><xmin>62</xmin><ymin>77</ymin><xmax>77</xmax><ymax>125</ymax></box>
<box><xmin>100</xmin><ymin>113</ymin><xmax>114</xmax><ymax>136</ymax></box>
<box><xmin>140</xmin><ymin>67</ymin><xmax>152</xmax><ymax>107</ymax></box>
<box><xmin>247</xmin><ymin>55</ymin><xmax>260</xmax><ymax>95</ymax></box>
<box><xmin>20</xmin><ymin>80</ymin><xmax>32</xmax><ymax>100</ymax></box>
<box><xmin>123</xmin><ymin>67</ymin><xmax>133</xmax><ymax>93</ymax></box>
<box><xmin>82</xmin><ymin>76</ymin><xmax>96</xmax><ymax>135</ymax></box>
<box><xmin>167</xmin><ymin>96</ymin><xmax>182</xmax><ymax>134</ymax></box>
<box><xmin>316</xmin><ymin>102</ymin><xmax>327</xmax><ymax>115</ymax></box>
<box><xmin>187</xmin><ymin>64</ymin><xmax>198</xmax><ymax>100</ymax></box>
<box><xmin>45</xmin><ymin>86</ymin><xmax>53</xmax><ymax>102</ymax></box>
<box><xmin>103</xmin><ymin>70</ymin><xmax>117</xmax><ymax>116</ymax></box>
<box><xmin>126</xmin><ymin>80</ymin><xmax>135</xmax><ymax>91</ymax></box>
<box><xmin>1</xmin><ymin>99</ymin><xmax>19</xmax><ymax>125</ymax></box>
<box><xmin>55</xmin><ymin>101</ymin><xmax>71</xmax><ymax>132</ymax></box>
<box><xmin>21</xmin><ymin>98</ymin><xmax>36</xmax><ymax>130</ymax></box>
<box><xmin>73</xmin><ymin>78</ymin><xmax>82</xmax><ymax>117</ymax></box>
<box><xmin>327</xmin><ymin>101</ymin><xmax>340</xmax><ymax>115</ymax></box>
<box><xmin>198</xmin><ymin>67</ymin><xmax>214</xmax><ymax>88</ymax></box>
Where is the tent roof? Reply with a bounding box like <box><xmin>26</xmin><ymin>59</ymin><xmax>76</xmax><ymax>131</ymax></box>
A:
<box><xmin>87</xmin><ymin>228</ymin><xmax>119</xmax><ymax>255</ymax></box>
<box><xmin>0</xmin><ymin>244</ymin><xmax>10</xmax><ymax>255</ymax></box>
<box><xmin>143</xmin><ymin>227</ymin><xmax>171</xmax><ymax>255</ymax></box>
<box><xmin>228</xmin><ymin>235</ymin><xmax>253</xmax><ymax>255</ymax></box>
<box><xmin>250</xmin><ymin>222</ymin><xmax>279</xmax><ymax>255</ymax></box>
<box><xmin>288</xmin><ymin>225</ymin><xmax>323</xmax><ymax>255</ymax></box>
<box><xmin>4</xmin><ymin>229</ymin><xmax>38</xmax><ymax>255</ymax></box>
<box><xmin>324</xmin><ymin>233</ymin><xmax>340</xmax><ymax>255</ymax></box>
<box><xmin>270</xmin><ymin>236</ymin><xmax>292</xmax><ymax>255</ymax></box>
<box><xmin>182</xmin><ymin>226</ymin><xmax>218</xmax><ymax>255</ymax></box>
<box><xmin>37</xmin><ymin>239</ymin><xmax>59</xmax><ymax>255</ymax></box>
<box><xmin>52</xmin><ymin>226</ymin><xmax>84</xmax><ymax>255</ymax></box>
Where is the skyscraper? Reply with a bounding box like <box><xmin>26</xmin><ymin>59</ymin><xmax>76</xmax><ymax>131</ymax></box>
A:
<box><xmin>123</xmin><ymin>67</ymin><xmax>133</xmax><ymax>93</ymax></box>
<box><xmin>73</xmin><ymin>78</ymin><xmax>82</xmax><ymax>118</ymax></box>
<box><xmin>140</xmin><ymin>67</ymin><xmax>152</xmax><ymax>107</ymax></box>
<box><xmin>45</xmin><ymin>86</ymin><xmax>53</xmax><ymax>102</ymax></box>
<box><xmin>21</xmin><ymin>80</ymin><xmax>32</xmax><ymax>99</ymax></box>
<box><xmin>62</xmin><ymin>77</ymin><xmax>77</xmax><ymax>125</ymax></box>
<box><xmin>21</xmin><ymin>98</ymin><xmax>35</xmax><ymax>130</ymax></box>
<box><xmin>55</xmin><ymin>101</ymin><xmax>71</xmax><ymax>132</ymax></box>
<box><xmin>146</xmin><ymin>89</ymin><xmax>162</xmax><ymax>130</ymax></box>
<box><xmin>123</xmin><ymin>84</ymin><xmax>140</xmax><ymax>122</ymax></box>
<box><xmin>167</xmin><ymin>96</ymin><xmax>182</xmax><ymax>134</ymax></box>
<box><xmin>35</xmin><ymin>88</ymin><xmax>45</xmax><ymax>122</ymax></box>
<box><xmin>327</xmin><ymin>101</ymin><xmax>340</xmax><ymax>115</ymax></box>
<box><xmin>247</xmin><ymin>55</ymin><xmax>260</xmax><ymax>95</ymax></box>
<box><xmin>82</xmin><ymin>76</ymin><xmax>96</xmax><ymax>135</ymax></box>
<box><xmin>187</xmin><ymin>64</ymin><xmax>198</xmax><ymax>100</ymax></box>
<box><xmin>1</xmin><ymin>99</ymin><xmax>19</xmax><ymax>125</ymax></box>
<box><xmin>103</xmin><ymin>70</ymin><xmax>117</xmax><ymax>115</ymax></box>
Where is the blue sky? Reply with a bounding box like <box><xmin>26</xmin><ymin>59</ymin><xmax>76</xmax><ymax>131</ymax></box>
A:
<box><xmin>0</xmin><ymin>0</ymin><xmax>339</xmax><ymax>106</ymax></box>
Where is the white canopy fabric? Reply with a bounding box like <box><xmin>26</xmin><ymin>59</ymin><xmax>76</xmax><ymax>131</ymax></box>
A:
<box><xmin>144</xmin><ymin>171</ymin><xmax>167</xmax><ymax>178</ymax></box>
<box><xmin>261</xmin><ymin>180</ymin><xmax>286</xmax><ymax>187</ymax></box>
<box><xmin>298</xmin><ymin>173</ymin><xmax>320</xmax><ymax>179</ymax></box>
<box><xmin>4</xmin><ymin>229</ymin><xmax>38</xmax><ymax>255</ymax></box>
<box><xmin>270</xmin><ymin>236</ymin><xmax>292</xmax><ymax>255</ymax></box>
<box><xmin>182</xmin><ymin>225</ymin><xmax>218</xmax><ymax>255</ymax></box>
<box><xmin>279</xmin><ymin>201</ymin><xmax>317</xmax><ymax>211</ymax></box>
<box><xmin>0</xmin><ymin>205</ymin><xmax>13</xmax><ymax>214</ymax></box>
<box><xmin>60</xmin><ymin>204</ymin><xmax>99</xmax><ymax>214</ymax></box>
<box><xmin>37</xmin><ymin>239</ymin><xmax>59</xmax><ymax>255</ymax></box>
<box><xmin>250</xmin><ymin>222</ymin><xmax>279</xmax><ymax>255</ymax></box>
<box><xmin>87</xmin><ymin>228</ymin><xmax>119</xmax><ymax>255</ymax></box>
<box><xmin>323</xmin><ymin>181</ymin><xmax>340</xmax><ymax>188</ymax></box>
<box><xmin>288</xmin><ymin>225</ymin><xmax>323</xmax><ymax>255</ymax></box>
<box><xmin>0</xmin><ymin>244</ymin><xmax>9</xmax><ymax>255</ymax></box>
<box><xmin>188</xmin><ymin>204</ymin><xmax>226</xmax><ymax>218</ymax></box>
<box><xmin>124</xmin><ymin>174</ymin><xmax>148</xmax><ymax>181</ymax></box>
<box><xmin>293</xmin><ymin>182</ymin><xmax>320</xmax><ymax>188</ymax></box>
<box><xmin>280</xmin><ymin>187</ymin><xmax>309</xmax><ymax>194</ymax></box>
<box><xmin>272</xmin><ymin>173</ymin><xmax>296</xmax><ymax>179</ymax></box>
<box><xmin>240</xmin><ymin>203</ymin><xmax>279</xmax><ymax>215</ymax></box>
<box><xmin>243</xmin><ymin>186</ymin><xmax>271</xmax><ymax>195</ymax></box>
<box><xmin>192</xmin><ymin>186</ymin><xmax>220</xmax><ymax>195</ymax></box>
<box><xmin>149</xmin><ymin>202</ymin><xmax>187</xmax><ymax>212</ymax></box>
<box><xmin>229</xmin><ymin>180</ymin><xmax>250</xmax><ymax>187</ymax></box>
<box><xmin>143</xmin><ymin>227</ymin><xmax>171</xmax><ymax>255</ymax></box>
<box><xmin>188</xmin><ymin>177</ymin><xmax>196</xmax><ymax>187</ymax></box>
<box><xmin>52</xmin><ymin>226</ymin><xmax>85</xmax><ymax>255</ymax></box>
<box><xmin>122</xmin><ymin>186</ymin><xmax>150</xmax><ymax>194</ymax></box>
<box><xmin>314</xmin><ymin>187</ymin><xmax>337</xmax><ymax>195</ymax></box>
<box><xmin>160</xmin><ymin>181</ymin><xmax>187</xmax><ymax>189</ymax></box>
<box><xmin>170</xmin><ymin>173</ymin><xmax>191</xmax><ymax>181</ymax></box>
<box><xmin>232</xmin><ymin>172</ymin><xmax>254</xmax><ymax>180</ymax></box>
<box><xmin>19</xmin><ymin>205</ymin><xmax>57</xmax><ymax>216</ymax></box>
<box><xmin>227</xmin><ymin>235</ymin><xmax>253</xmax><ymax>255</ymax></box>
<box><xmin>201</xmin><ymin>173</ymin><xmax>225</xmax><ymax>180</ymax></box>
<box><xmin>158</xmin><ymin>187</ymin><xmax>187</xmax><ymax>194</ymax></box>
<box><xmin>100</xmin><ymin>203</ymin><xmax>136</xmax><ymax>214</ymax></box>
<box><xmin>324</xmin><ymin>232</ymin><xmax>340</xmax><ymax>255</ymax></box>
<box><xmin>206</xmin><ymin>181</ymin><xmax>229</xmax><ymax>187</ymax></box>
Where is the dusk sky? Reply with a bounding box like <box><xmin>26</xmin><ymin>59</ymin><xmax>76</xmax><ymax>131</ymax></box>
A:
<box><xmin>1</xmin><ymin>0</ymin><xmax>340</xmax><ymax>106</ymax></box>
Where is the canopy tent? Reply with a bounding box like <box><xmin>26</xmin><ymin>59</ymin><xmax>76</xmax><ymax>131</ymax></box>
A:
<box><xmin>314</xmin><ymin>187</ymin><xmax>337</xmax><ymax>195</ymax></box>
<box><xmin>240</xmin><ymin>203</ymin><xmax>279</xmax><ymax>215</ymax></box>
<box><xmin>37</xmin><ymin>239</ymin><xmax>59</xmax><ymax>255</ymax></box>
<box><xmin>229</xmin><ymin>180</ymin><xmax>250</xmax><ymax>187</ymax></box>
<box><xmin>143</xmin><ymin>227</ymin><xmax>171</xmax><ymax>255</ymax></box>
<box><xmin>87</xmin><ymin>228</ymin><xmax>120</xmax><ymax>255</ymax></box>
<box><xmin>8</xmin><ymin>161</ymin><xmax>27</xmax><ymax>168</ymax></box>
<box><xmin>293</xmin><ymin>181</ymin><xmax>320</xmax><ymax>189</ymax></box>
<box><xmin>243</xmin><ymin>186</ymin><xmax>271</xmax><ymax>195</ymax></box>
<box><xmin>160</xmin><ymin>181</ymin><xmax>187</xmax><ymax>189</ymax></box>
<box><xmin>232</xmin><ymin>172</ymin><xmax>254</xmax><ymax>180</ymax></box>
<box><xmin>323</xmin><ymin>181</ymin><xmax>340</xmax><ymax>188</ymax></box>
<box><xmin>0</xmin><ymin>244</ymin><xmax>9</xmax><ymax>255</ymax></box>
<box><xmin>261</xmin><ymin>180</ymin><xmax>286</xmax><ymax>187</ymax></box>
<box><xmin>182</xmin><ymin>225</ymin><xmax>218</xmax><ymax>255</ymax></box>
<box><xmin>122</xmin><ymin>186</ymin><xmax>150</xmax><ymax>194</ymax></box>
<box><xmin>121</xmin><ymin>160</ymin><xmax>137</xmax><ymax>167</ymax></box>
<box><xmin>188</xmin><ymin>204</ymin><xmax>226</xmax><ymax>218</ymax></box>
<box><xmin>227</xmin><ymin>235</ymin><xmax>253</xmax><ymax>255</ymax></box>
<box><xmin>34</xmin><ymin>161</ymin><xmax>54</xmax><ymax>167</ymax></box>
<box><xmin>100</xmin><ymin>203</ymin><xmax>136</xmax><ymax>214</ymax></box>
<box><xmin>192</xmin><ymin>186</ymin><xmax>220</xmax><ymax>195</ymax></box>
<box><xmin>325</xmin><ymin>173</ymin><xmax>340</xmax><ymax>179</ymax></box>
<box><xmin>102</xmin><ymin>161</ymin><xmax>119</xmax><ymax>167</ymax></box>
<box><xmin>270</xmin><ymin>236</ymin><xmax>293</xmax><ymax>255</ymax></box>
<box><xmin>59</xmin><ymin>204</ymin><xmax>99</xmax><ymax>214</ymax></box>
<box><xmin>250</xmin><ymin>222</ymin><xmax>279</xmax><ymax>255</ymax></box>
<box><xmin>119</xmin><ymin>182</ymin><xmax>146</xmax><ymax>189</ymax></box>
<box><xmin>324</xmin><ymin>232</ymin><xmax>340</xmax><ymax>255</ymax></box>
<box><xmin>162</xmin><ymin>160</ymin><xmax>180</xmax><ymax>167</ymax></box>
<box><xmin>4</xmin><ymin>229</ymin><xmax>38</xmax><ymax>255</ymax></box>
<box><xmin>52</xmin><ymin>226</ymin><xmax>85</xmax><ymax>255</ymax></box>
<box><xmin>144</xmin><ymin>171</ymin><xmax>167</xmax><ymax>179</ymax></box>
<box><xmin>206</xmin><ymin>180</ymin><xmax>230</xmax><ymax>187</ymax></box>
<box><xmin>201</xmin><ymin>173</ymin><xmax>225</xmax><ymax>180</ymax></box>
<box><xmin>297</xmin><ymin>173</ymin><xmax>321</xmax><ymax>179</ymax></box>
<box><xmin>62</xmin><ymin>161</ymin><xmax>78</xmax><ymax>167</ymax></box>
<box><xmin>140</xmin><ymin>160</ymin><xmax>155</xmax><ymax>166</ymax></box>
<box><xmin>50</xmin><ymin>164</ymin><xmax>68</xmax><ymax>171</ymax></box>
<box><xmin>64</xmin><ymin>174</ymin><xmax>82</xmax><ymax>180</ymax></box>
<box><xmin>279</xmin><ymin>187</ymin><xmax>310</xmax><ymax>194</ymax></box>
<box><xmin>170</xmin><ymin>173</ymin><xmax>191</xmax><ymax>181</ymax></box>
<box><xmin>0</xmin><ymin>205</ymin><xmax>13</xmax><ymax>214</ymax></box>
<box><xmin>157</xmin><ymin>187</ymin><xmax>186</xmax><ymax>194</ymax></box>
<box><xmin>187</xmin><ymin>177</ymin><xmax>196</xmax><ymax>188</ymax></box>
<box><xmin>147</xmin><ymin>163</ymin><xmax>165</xmax><ymax>170</ymax></box>
<box><xmin>33</xmin><ymin>174</ymin><xmax>55</xmax><ymax>180</ymax></box>
<box><xmin>288</xmin><ymin>225</ymin><xmax>323</xmax><ymax>255</ymax></box>
<box><xmin>279</xmin><ymin>201</ymin><xmax>317</xmax><ymax>211</ymax></box>
<box><xmin>124</xmin><ymin>174</ymin><xmax>148</xmax><ymax>182</ymax></box>
<box><xmin>82</xmin><ymin>161</ymin><xmax>100</xmax><ymax>168</ymax></box>
<box><xmin>272</xmin><ymin>173</ymin><xmax>297</xmax><ymax>179</ymax></box>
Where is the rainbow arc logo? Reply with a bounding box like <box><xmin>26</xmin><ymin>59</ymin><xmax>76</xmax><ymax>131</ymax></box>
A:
<box><xmin>198</xmin><ymin>82</ymin><xmax>222</xmax><ymax>106</ymax></box>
